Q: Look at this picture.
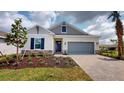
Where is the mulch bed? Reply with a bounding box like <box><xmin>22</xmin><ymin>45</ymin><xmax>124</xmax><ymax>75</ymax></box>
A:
<box><xmin>0</xmin><ymin>56</ymin><xmax>78</xmax><ymax>69</ymax></box>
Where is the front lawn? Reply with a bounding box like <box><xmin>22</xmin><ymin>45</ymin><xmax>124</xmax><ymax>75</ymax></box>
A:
<box><xmin>0</xmin><ymin>67</ymin><xmax>92</xmax><ymax>81</ymax></box>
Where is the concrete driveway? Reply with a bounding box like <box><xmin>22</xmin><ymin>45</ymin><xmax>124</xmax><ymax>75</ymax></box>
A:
<box><xmin>70</xmin><ymin>55</ymin><xmax>124</xmax><ymax>81</ymax></box>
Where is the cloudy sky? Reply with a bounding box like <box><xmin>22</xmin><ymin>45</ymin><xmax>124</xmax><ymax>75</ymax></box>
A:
<box><xmin>0</xmin><ymin>11</ymin><xmax>124</xmax><ymax>45</ymax></box>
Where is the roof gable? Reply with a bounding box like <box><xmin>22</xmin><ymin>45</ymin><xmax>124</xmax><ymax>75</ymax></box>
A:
<box><xmin>28</xmin><ymin>25</ymin><xmax>55</xmax><ymax>35</ymax></box>
<box><xmin>49</xmin><ymin>22</ymin><xmax>89</xmax><ymax>35</ymax></box>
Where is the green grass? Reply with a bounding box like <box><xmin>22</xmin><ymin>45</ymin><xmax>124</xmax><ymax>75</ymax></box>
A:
<box><xmin>0</xmin><ymin>67</ymin><xmax>92</xmax><ymax>81</ymax></box>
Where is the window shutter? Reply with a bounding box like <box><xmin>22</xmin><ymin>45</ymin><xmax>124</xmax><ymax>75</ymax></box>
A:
<box><xmin>30</xmin><ymin>38</ymin><xmax>34</xmax><ymax>49</ymax></box>
<box><xmin>41</xmin><ymin>38</ymin><xmax>44</xmax><ymax>49</ymax></box>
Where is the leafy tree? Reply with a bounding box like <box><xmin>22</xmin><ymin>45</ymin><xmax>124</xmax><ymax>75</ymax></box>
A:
<box><xmin>108</xmin><ymin>11</ymin><xmax>124</xmax><ymax>59</ymax></box>
<box><xmin>5</xmin><ymin>18</ymin><xmax>28</xmax><ymax>62</ymax></box>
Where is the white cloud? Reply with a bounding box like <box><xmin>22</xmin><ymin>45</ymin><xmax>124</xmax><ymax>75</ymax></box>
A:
<box><xmin>83</xmin><ymin>15</ymin><xmax>117</xmax><ymax>45</ymax></box>
<box><xmin>29</xmin><ymin>11</ymin><xmax>58</xmax><ymax>28</ymax></box>
<box><xmin>96</xmin><ymin>15</ymin><xmax>107</xmax><ymax>23</ymax></box>
<box><xmin>0</xmin><ymin>11</ymin><xmax>58</xmax><ymax>32</ymax></box>
<box><xmin>0</xmin><ymin>12</ymin><xmax>35</xmax><ymax>32</ymax></box>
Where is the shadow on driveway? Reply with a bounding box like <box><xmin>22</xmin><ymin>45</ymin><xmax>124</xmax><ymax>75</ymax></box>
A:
<box><xmin>98</xmin><ymin>57</ymin><xmax>119</xmax><ymax>62</ymax></box>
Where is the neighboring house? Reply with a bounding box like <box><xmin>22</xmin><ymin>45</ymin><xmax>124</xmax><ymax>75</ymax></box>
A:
<box><xmin>23</xmin><ymin>22</ymin><xmax>99</xmax><ymax>54</ymax></box>
<box><xmin>0</xmin><ymin>31</ymin><xmax>17</xmax><ymax>55</ymax></box>
<box><xmin>100</xmin><ymin>45</ymin><xmax>117</xmax><ymax>51</ymax></box>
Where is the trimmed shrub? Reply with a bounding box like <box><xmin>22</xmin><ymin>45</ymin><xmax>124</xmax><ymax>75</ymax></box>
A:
<box><xmin>0</xmin><ymin>56</ymin><xmax>14</xmax><ymax>63</ymax></box>
<box><xmin>28</xmin><ymin>55</ymin><xmax>32</xmax><ymax>62</ymax></box>
<box><xmin>39</xmin><ymin>61</ymin><xmax>46</xmax><ymax>65</ymax></box>
<box><xmin>8</xmin><ymin>54</ymin><xmax>16</xmax><ymax>59</ymax></box>
<box><xmin>0</xmin><ymin>57</ymin><xmax>7</xmax><ymax>63</ymax></box>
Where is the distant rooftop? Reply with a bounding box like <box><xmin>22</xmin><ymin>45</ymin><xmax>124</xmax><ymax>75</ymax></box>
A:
<box><xmin>100</xmin><ymin>44</ymin><xmax>117</xmax><ymax>47</ymax></box>
<box><xmin>0</xmin><ymin>31</ymin><xmax>7</xmax><ymax>38</ymax></box>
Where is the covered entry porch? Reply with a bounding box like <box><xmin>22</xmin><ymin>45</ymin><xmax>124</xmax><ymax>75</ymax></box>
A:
<box><xmin>54</xmin><ymin>38</ymin><xmax>63</xmax><ymax>54</ymax></box>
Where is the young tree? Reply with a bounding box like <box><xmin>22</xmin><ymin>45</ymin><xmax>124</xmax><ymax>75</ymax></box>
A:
<box><xmin>5</xmin><ymin>18</ymin><xmax>28</xmax><ymax>63</ymax></box>
<box><xmin>108</xmin><ymin>11</ymin><xmax>124</xmax><ymax>59</ymax></box>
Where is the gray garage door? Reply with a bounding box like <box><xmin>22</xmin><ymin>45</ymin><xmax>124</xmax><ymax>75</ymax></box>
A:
<box><xmin>68</xmin><ymin>42</ymin><xmax>94</xmax><ymax>54</ymax></box>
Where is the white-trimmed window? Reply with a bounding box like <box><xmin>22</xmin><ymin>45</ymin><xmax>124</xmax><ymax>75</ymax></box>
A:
<box><xmin>30</xmin><ymin>38</ymin><xmax>44</xmax><ymax>49</ymax></box>
<box><xmin>34</xmin><ymin>38</ymin><xmax>41</xmax><ymax>49</ymax></box>
<box><xmin>61</xmin><ymin>26</ymin><xmax>67</xmax><ymax>33</ymax></box>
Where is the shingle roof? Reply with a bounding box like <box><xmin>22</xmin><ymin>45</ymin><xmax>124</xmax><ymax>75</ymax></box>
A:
<box><xmin>49</xmin><ymin>21</ymin><xmax>89</xmax><ymax>35</ymax></box>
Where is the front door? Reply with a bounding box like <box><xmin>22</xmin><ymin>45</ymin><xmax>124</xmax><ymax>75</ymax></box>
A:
<box><xmin>56</xmin><ymin>41</ymin><xmax>62</xmax><ymax>52</ymax></box>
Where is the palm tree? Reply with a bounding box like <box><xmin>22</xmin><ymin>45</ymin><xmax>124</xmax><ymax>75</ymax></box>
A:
<box><xmin>108</xmin><ymin>11</ymin><xmax>123</xmax><ymax>59</ymax></box>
